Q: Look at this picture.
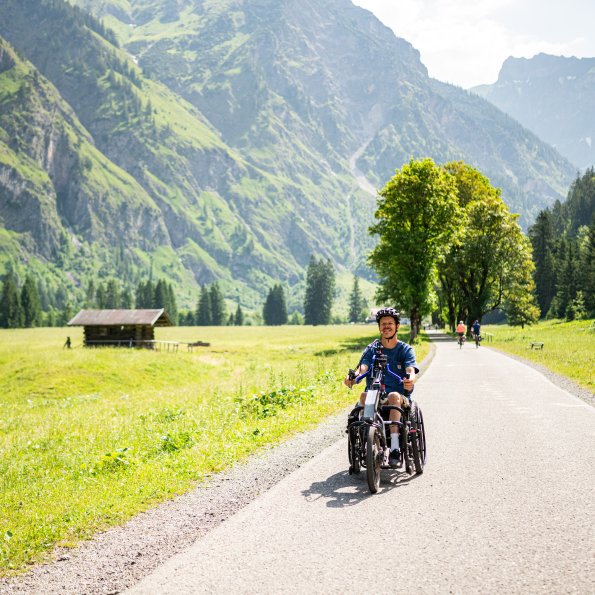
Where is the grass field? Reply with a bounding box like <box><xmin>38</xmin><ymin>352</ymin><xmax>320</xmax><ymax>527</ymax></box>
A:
<box><xmin>482</xmin><ymin>319</ymin><xmax>594</xmax><ymax>393</ymax></box>
<box><xmin>0</xmin><ymin>324</ymin><xmax>429</xmax><ymax>575</ymax></box>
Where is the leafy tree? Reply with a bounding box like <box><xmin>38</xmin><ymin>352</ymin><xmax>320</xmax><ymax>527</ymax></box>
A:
<box><xmin>369</xmin><ymin>158</ymin><xmax>460</xmax><ymax>340</ymax></box>
<box><xmin>196</xmin><ymin>285</ymin><xmax>212</xmax><ymax>326</ymax></box>
<box><xmin>0</xmin><ymin>272</ymin><xmax>22</xmax><ymax>328</ymax></box>
<box><xmin>21</xmin><ymin>275</ymin><xmax>42</xmax><ymax>327</ymax></box>
<box><xmin>436</xmin><ymin>162</ymin><xmax>537</xmax><ymax>331</ymax></box>
<box><xmin>289</xmin><ymin>311</ymin><xmax>303</xmax><ymax>325</ymax></box>
<box><xmin>209</xmin><ymin>282</ymin><xmax>226</xmax><ymax>326</ymax></box>
<box><xmin>304</xmin><ymin>256</ymin><xmax>335</xmax><ymax>325</ymax></box>
<box><xmin>263</xmin><ymin>284</ymin><xmax>288</xmax><ymax>325</ymax></box>
<box><xmin>348</xmin><ymin>275</ymin><xmax>366</xmax><ymax>323</ymax></box>
<box><xmin>503</xmin><ymin>265</ymin><xmax>540</xmax><ymax>328</ymax></box>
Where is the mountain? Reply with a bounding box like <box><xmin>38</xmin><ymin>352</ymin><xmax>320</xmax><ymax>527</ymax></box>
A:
<box><xmin>472</xmin><ymin>53</ymin><xmax>595</xmax><ymax>171</ymax></box>
<box><xmin>0</xmin><ymin>0</ymin><xmax>576</xmax><ymax>313</ymax></box>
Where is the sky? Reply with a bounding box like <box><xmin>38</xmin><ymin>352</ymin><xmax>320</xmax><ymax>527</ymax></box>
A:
<box><xmin>352</xmin><ymin>0</ymin><xmax>595</xmax><ymax>88</ymax></box>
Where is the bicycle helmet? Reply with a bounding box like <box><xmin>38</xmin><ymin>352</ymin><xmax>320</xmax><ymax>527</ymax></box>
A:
<box><xmin>375</xmin><ymin>307</ymin><xmax>400</xmax><ymax>324</ymax></box>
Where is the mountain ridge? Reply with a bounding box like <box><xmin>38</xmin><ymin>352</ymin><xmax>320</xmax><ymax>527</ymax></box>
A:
<box><xmin>0</xmin><ymin>0</ymin><xmax>577</xmax><ymax>313</ymax></box>
<box><xmin>472</xmin><ymin>53</ymin><xmax>595</xmax><ymax>170</ymax></box>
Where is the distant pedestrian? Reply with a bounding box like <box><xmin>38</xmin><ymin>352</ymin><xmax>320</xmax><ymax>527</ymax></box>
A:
<box><xmin>64</xmin><ymin>336</ymin><xmax>71</xmax><ymax>349</ymax></box>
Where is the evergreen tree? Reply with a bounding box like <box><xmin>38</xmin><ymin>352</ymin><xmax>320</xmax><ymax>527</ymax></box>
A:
<box><xmin>555</xmin><ymin>241</ymin><xmax>578</xmax><ymax>319</ymax></box>
<box><xmin>154</xmin><ymin>279</ymin><xmax>167</xmax><ymax>309</ymax></box>
<box><xmin>348</xmin><ymin>275</ymin><xmax>365</xmax><ymax>323</ymax></box>
<box><xmin>84</xmin><ymin>279</ymin><xmax>96</xmax><ymax>307</ymax></box>
<box><xmin>234</xmin><ymin>303</ymin><xmax>244</xmax><ymax>326</ymax></box>
<box><xmin>120</xmin><ymin>288</ymin><xmax>133</xmax><ymax>309</ymax></box>
<box><xmin>58</xmin><ymin>301</ymin><xmax>75</xmax><ymax>327</ymax></box>
<box><xmin>529</xmin><ymin>210</ymin><xmax>557</xmax><ymax>317</ymax></box>
<box><xmin>196</xmin><ymin>285</ymin><xmax>212</xmax><ymax>326</ymax></box>
<box><xmin>209</xmin><ymin>282</ymin><xmax>226</xmax><ymax>326</ymax></box>
<box><xmin>20</xmin><ymin>275</ymin><xmax>42</xmax><ymax>327</ymax></box>
<box><xmin>304</xmin><ymin>256</ymin><xmax>335</xmax><ymax>325</ymax></box>
<box><xmin>46</xmin><ymin>309</ymin><xmax>57</xmax><ymax>327</ymax></box>
<box><xmin>105</xmin><ymin>279</ymin><xmax>120</xmax><ymax>309</ymax></box>
<box><xmin>165</xmin><ymin>282</ymin><xmax>178</xmax><ymax>324</ymax></box>
<box><xmin>0</xmin><ymin>272</ymin><xmax>22</xmax><ymax>328</ymax></box>
<box><xmin>135</xmin><ymin>280</ymin><xmax>155</xmax><ymax>309</ymax></box>
<box><xmin>263</xmin><ymin>284</ymin><xmax>288</xmax><ymax>325</ymax></box>
<box><xmin>96</xmin><ymin>283</ymin><xmax>107</xmax><ymax>308</ymax></box>
<box><xmin>584</xmin><ymin>220</ymin><xmax>595</xmax><ymax>316</ymax></box>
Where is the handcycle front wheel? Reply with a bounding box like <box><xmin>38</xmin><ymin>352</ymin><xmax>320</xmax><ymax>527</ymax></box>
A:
<box><xmin>366</xmin><ymin>426</ymin><xmax>382</xmax><ymax>493</ymax></box>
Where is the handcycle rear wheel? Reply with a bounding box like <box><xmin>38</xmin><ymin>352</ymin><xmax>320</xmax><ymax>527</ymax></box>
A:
<box><xmin>410</xmin><ymin>402</ymin><xmax>426</xmax><ymax>474</ymax></box>
<box><xmin>348</xmin><ymin>427</ymin><xmax>360</xmax><ymax>474</ymax></box>
<box><xmin>366</xmin><ymin>426</ymin><xmax>382</xmax><ymax>493</ymax></box>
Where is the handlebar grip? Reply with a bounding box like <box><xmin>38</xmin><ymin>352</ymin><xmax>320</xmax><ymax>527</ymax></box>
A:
<box><xmin>403</xmin><ymin>373</ymin><xmax>411</xmax><ymax>398</ymax></box>
<box><xmin>348</xmin><ymin>369</ymin><xmax>356</xmax><ymax>381</ymax></box>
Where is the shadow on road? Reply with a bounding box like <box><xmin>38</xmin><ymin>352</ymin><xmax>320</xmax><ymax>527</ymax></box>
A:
<box><xmin>301</xmin><ymin>468</ymin><xmax>421</xmax><ymax>507</ymax></box>
<box><xmin>426</xmin><ymin>333</ymin><xmax>455</xmax><ymax>342</ymax></box>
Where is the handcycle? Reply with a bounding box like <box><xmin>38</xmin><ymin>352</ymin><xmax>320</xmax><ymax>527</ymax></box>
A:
<box><xmin>346</xmin><ymin>344</ymin><xmax>426</xmax><ymax>493</ymax></box>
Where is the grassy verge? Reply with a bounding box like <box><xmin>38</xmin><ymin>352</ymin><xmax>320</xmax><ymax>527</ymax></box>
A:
<box><xmin>481</xmin><ymin>319</ymin><xmax>594</xmax><ymax>393</ymax></box>
<box><xmin>0</xmin><ymin>325</ymin><xmax>428</xmax><ymax>575</ymax></box>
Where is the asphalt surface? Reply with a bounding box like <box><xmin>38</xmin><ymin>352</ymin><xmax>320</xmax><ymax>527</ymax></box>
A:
<box><xmin>126</xmin><ymin>336</ymin><xmax>595</xmax><ymax>594</ymax></box>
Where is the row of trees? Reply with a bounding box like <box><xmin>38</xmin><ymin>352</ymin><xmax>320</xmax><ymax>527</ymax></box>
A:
<box><xmin>0</xmin><ymin>273</ymin><xmax>44</xmax><ymax>329</ymax></box>
<box><xmin>529</xmin><ymin>168</ymin><xmax>594</xmax><ymax>320</ymax></box>
<box><xmin>370</xmin><ymin>159</ymin><xmax>540</xmax><ymax>340</ymax></box>
<box><xmin>0</xmin><ymin>275</ymin><xmax>179</xmax><ymax>328</ymax></box>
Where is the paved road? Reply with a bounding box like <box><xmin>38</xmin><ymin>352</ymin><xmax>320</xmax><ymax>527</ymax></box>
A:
<box><xmin>127</xmin><ymin>336</ymin><xmax>595</xmax><ymax>594</ymax></box>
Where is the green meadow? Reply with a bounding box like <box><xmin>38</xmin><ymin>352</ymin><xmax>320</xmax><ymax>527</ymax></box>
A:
<box><xmin>0</xmin><ymin>325</ymin><xmax>429</xmax><ymax>575</ymax></box>
<box><xmin>482</xmin><ymin>319</ymin><xmax>594</xmax><ymax>393</ymax></box>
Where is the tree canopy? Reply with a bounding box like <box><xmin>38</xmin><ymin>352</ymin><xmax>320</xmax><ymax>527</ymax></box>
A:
<box><xmin>369</xmin><ymin>159</ymin><xmax>541</xmax><ymax>333</ymax></box>
<box><xmin>369</xmin><ymin>158</ymin><xmax>460</xmax><ymax>339</ymax></box>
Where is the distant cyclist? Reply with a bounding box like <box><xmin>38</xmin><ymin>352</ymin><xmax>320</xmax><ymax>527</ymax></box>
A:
<box><xmin>456</xmin><ymin>320</ymin><xmax>466</xmax><ymax>339</ymax></box>
<box><xmin>472</xmin><ymin>319</ymin><xmax>481</xmax><ymax>340</ymax></box>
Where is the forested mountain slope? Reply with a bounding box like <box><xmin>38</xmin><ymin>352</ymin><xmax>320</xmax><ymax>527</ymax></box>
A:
<box><xmin>0</xmin><ymin>0</ymin><xmax>576</xmax><ymax>311</ymax></box>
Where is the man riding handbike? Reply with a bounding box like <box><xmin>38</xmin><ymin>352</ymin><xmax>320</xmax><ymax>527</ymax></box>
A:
<box><xmin>344</xmin><ymin>307</ymin><xmax>418</xmax><ymax>468</ymax></box>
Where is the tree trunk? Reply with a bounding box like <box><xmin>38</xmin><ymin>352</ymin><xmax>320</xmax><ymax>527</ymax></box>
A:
<box><xmin>409</xmin><ymin>306</ymin><xmax>421</xmax><ymax>342</ymax></box>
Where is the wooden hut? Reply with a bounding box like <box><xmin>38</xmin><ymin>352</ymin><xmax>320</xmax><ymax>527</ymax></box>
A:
<box><xmin>67</xmin><ymin>309</ymin><xmax>172</xmax><ymax>348</ymax></box>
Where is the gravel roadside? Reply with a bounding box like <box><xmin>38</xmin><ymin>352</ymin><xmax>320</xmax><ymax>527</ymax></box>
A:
<box><xmin>1</xmin><ymin>338</ymin><xmax>591</xmax><ymax>595</ymax></box>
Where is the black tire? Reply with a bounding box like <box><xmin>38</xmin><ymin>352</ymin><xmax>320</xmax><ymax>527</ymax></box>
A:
<box><xmin>366</xmin><ymin>426</ymin><xmax>381</xmax><ymax>493</ymax></box>
<box><xmin>417</xmin><ymin>407</ymin><xmax>427</xmax><ymax>466</ymax></box>
<box><xmin>410</xmin><ymin>403</ymin><xmax>426</xmax><ymax>474</ymax></box>
<box><xmin>348</xmin><ymin>428</ymin><xmax>360</xmax><ymax>474</ymax></box>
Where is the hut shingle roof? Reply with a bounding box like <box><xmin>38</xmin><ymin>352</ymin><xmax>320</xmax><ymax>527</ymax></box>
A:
<box><xmin>67</xmin><ymin>309</ymin><xmax>172</xmax><ymax>327</ymax></box>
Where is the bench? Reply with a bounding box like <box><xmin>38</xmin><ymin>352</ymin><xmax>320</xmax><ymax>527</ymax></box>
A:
<box><xmin>530</xmin><ymin>342</ymin><xmax>544</xmax><ymax>350</ymax></box>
